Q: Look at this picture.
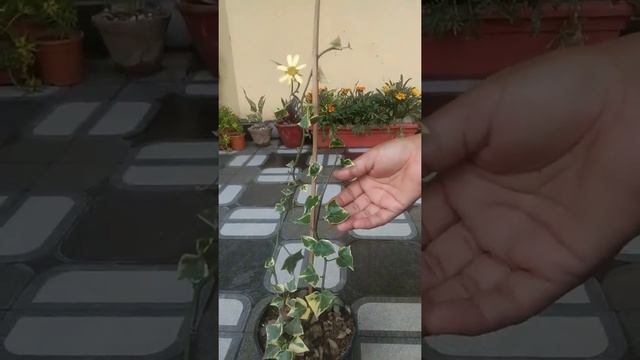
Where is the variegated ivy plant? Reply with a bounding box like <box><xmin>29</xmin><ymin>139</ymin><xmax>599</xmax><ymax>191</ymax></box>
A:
<box><xmin>262</xmin><ymin>2</ymin><xmax>356</xmax><ymax>358</ymax></box>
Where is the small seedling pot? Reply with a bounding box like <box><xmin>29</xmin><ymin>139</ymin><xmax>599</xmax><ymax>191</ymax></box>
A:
<box><xmin>229</xmin><ymin>132</ymin><xmax>246</xmax><ymax>151</ymax></box>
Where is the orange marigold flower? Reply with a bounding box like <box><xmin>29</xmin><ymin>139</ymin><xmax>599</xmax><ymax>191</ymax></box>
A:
<box><xmin>326</xmin><ymin>104</ymin><xmax>336</xmax><ymax>113</ymax></box>
<box><xmin>394</xmin><ymin>92</ymin><xmax>406</xmax><ymax>101</ymax></box>
<box><xmin>355</xmin><ymin>84</ymin><xmax>366</xmax><ymax>93</ymax></box>
<box><xmin>411</xmin><ymin>87</ymin><xmax>420</xmax><ymax>97</ymax></box>
<box><xmin>339</xmin><ymin>88</ymin><xmax>350</xmax><ymax>96</ymax></box>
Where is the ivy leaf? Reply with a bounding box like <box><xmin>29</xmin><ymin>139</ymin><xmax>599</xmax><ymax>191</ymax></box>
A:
<box><xmin>196</xmin><ymin>237</ymin><xmax>213</xmax><ymax>255</ymax></box>
<box><xmin>294</xmin><ymin>212</ymin><xmax>311</xmax><ymax>225</ymax></box>
<box><xmin>330</xmin><ymin>35</ymin><xmax>342</xmax><ymax>48</ymax></box>
<box><xmin>177</xmin><ymin>254</ymin><xmax>208</xmax><ymax>283</ymax></box>
<box><xmin>305</xmin><ymin>290</ymin><xmax>336</xmax><ymax>318</ymax></box>
<box><xmin>287</xmin><ymin>297</ymin><xmax>308</xmax><ymax>318</ymax></box>
<box><xmin>340</xmin><ymin>157</ymin><xmax>355</xmax><ymax>168</ymax></box>
<box><xmin>301</xmin><ymin>235</ymin><xmax>318</xmax><ymax>251</ymax></box>
<box><xmin>275</xmin><ymin>351</ymin><xmax>294</xmax><ymax>360</ymax></box>
<box><xmin>272</xmin><ymin>283</ymin><xmax>287</xmax><ymax>294</ymax></box>
<box><xmin>285</xmin><ymin>278</ymin><xmax>298</xmax><ymax>292</ymax></box>
<box><xmin>312</xmin><ymin>239</ymin><xmax>336</xmax><ymax>257</ymax></box>
<box><xmin>281</xmin><ymin>187</ymin><xmax>294</xmax><ymax>196</ymax></box>
<box><xmin>265</xmin><ymin>323</ymin><xmax>283</xmax><ymax>344</ymax></box>
<box><xmin>285</xmin><ymin>160</ymin><xmax>295</xmax><ymax>169</ymax></box>
<box><xmin>264</xmin><ymin>257</ymin><xmax>275</xmax><ymax>269</ymax></box>
<box><xmin>303</xmin><ymin>195</ymin><xmax>321</xmax><ymax>214</ymax></box>
<box><xmin>270</xmin><ymin>296</ymin><xmax>284</xmax><ymax>309</ymax></box>
<box><xmin>298</xmin><ymin>111</ymin><xmax>311</xmax><ymax>129</ymax></box>
<box><xmin>300</xmin><ymin>265</ymin><xmax>320</xmax><ymax>287</ymax></box>
<box><xmin>288</xmin><ymin>336</ymin><xmax>310</xmax><ymax>354</ymax></box>
<box><xmin>263</xmin><ymin>343</ymin><xmax>282</xmax><ymax>359</ymax></box>
<box><xmin>284</xmin><ymin>318</ymin><xmax>304</xmax><ymax>337</ymax></box>
<box><xmin>336</xmin><ymin>246</ymin><xmax>354</xmax><ymax>270</ymax></box>
<box><xmin>324</xmin><ymin>199</ymin><xmax>350</xmax><ymax>225</ymax></box>
<box><xmin>281</xmin><ymin>250</ymin><xmax>304</xmax><ymax>275</ymax></box>
<box><xmin>307</xmin><ymin>162</ymin><xmax>323</xmax><ymax>178</ymax></box>
<box><xmin>329</xmin><ymin>137</ymin><xmax>345</xmax><ymax>148</ymax></box>
<box><xmin>274</xmin><ymin>201</ymin><xmax>286</xmax><ymax>214</ymax></box>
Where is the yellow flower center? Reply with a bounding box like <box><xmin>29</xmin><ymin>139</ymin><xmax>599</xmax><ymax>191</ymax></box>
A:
<box><xmin>286</xmin><ymin>66</ymin><xmax>299</xmax><ymax>76</ymax></box>
<box><xmin>395</xmin><ymin>92</ymin><xmax>406</xmax><ymax>101</ymax></box>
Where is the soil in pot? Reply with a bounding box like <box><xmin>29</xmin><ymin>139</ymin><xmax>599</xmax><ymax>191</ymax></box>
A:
<box><xmin>258</xmin><ymin>289</ymin><xmax>356</xmax><ymax>360</ymax></box>
<box><xmin>92</xmin><ymin>10</ymin><xmax>170</xmax><ymax>76</ymax></box>
<box><xmin>275</xmin><ymin>121</ymin><xmax>304</xmax><ymax>148</ymax></box>
<box><xmin>248</xmin><ymin>124</ymin><xmax>272</xmax><ymax>146</ymax></box>
<box><xmin>36</xmin><ymin>32</ymin><xmax>84</xmax><ymax>86</ymax></box>
<box><xmin>229</xmin><ymin>132</ymin><xmax>246</xmax><ymax>151</ymax></box>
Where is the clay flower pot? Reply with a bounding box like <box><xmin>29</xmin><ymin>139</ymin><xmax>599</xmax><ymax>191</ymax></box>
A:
<box><xmin>248</xmin><ymin>125</ymin><xmax>272</xmax><ymax>146</ymax></box>
<box><xmin>316</xmin><ymin>123</ymin><xmax>420</xmax><ymax>148</ymax></box>
<box><xmin>176</xmin><ymin>0</ymin><xmax>218</xmax><ymax>76</ymax></box>
<box><xmin>92</xmin><ymin>11</ymin><xmax>170</xmax><ymax>76</ymax></box>
<box><xmin>229</xmin><ymin>132</ymin><xmax>246</xmax><ymax>151</ymax></box>
<box><xmin>275</xmin><ymin>122</ymin><xmax>304</xmax><ymax>148</ymax></box>
<box><xmin>36</xmin><ymin>32</ymin><xmax>85</xmax><ymax>86</ymax></box>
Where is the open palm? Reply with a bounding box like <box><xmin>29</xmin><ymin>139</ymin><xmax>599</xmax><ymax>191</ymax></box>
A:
<box><xmin>333</xmin><ymin>134</ymin><xmax>421</xmax><ymax>232</ymax></box>
<box><xmin>423</xmin><ymin>34</ymin><xmax>640</xmax><ymax>335</ymax></box>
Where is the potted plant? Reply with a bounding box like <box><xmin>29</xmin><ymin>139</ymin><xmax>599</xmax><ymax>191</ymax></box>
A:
<box><xmin>275</xmin><ymin>96</ymin><xmax>306</xmax><ymax>149</ymax></box>
<box><xmin>34</xmin><ymin>0</ymin><xmax>84</xmax><ymax>86</ymax></box>
<box><xmin>92</xmin><ymin>0</ymin><xmax>170</xmax><ymax>76</ymax></box>
<box><xmin>243</xmin><ymin>89</ymin><xmax>272</xmax><ymax>146</ymax></box>
<box><xmin>258</xmin><ymin>2</ymin><xmax>357</xmax><ymax>358</ymax></box>
<box><xmin>177</xmin><ymin>206</ymin><xmax>216</xmax><ymax>360</ymax></box>
<box><xmin>175</xmin><ymin>0</ymin><xmax>217</xmax><ymax>76</ymax></box>
<box><xmin>423</xmin><ymin>0</ymin><xmax>636</xmax><ymax>79</ymax></box>
<box><xmin>0</xmin><ymin>0</ymin><xmax>40</xmax><ymax>88</ymax></box>
<box><xmin>218</xmin><ymin>105</ymin><xmax>246</xmax><ymax>151</ymax></box>
<box><xmin>314</xmin><ymin>76</ymin><xmax>421</xmax><ymax>148</ymax></box>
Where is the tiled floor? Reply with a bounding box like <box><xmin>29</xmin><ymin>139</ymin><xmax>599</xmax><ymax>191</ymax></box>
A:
<box><xmin>218</xmin><ymin>141</ymin><xmax>422</xmax><ymax>359</ymax></box>
<box><xmin>0</xmin><ymin>54</ymin><xmax>216</xmax><ymax>359</ymax></box>
<box><xmin>422</xmin><ymin>79</ymin><xmax>640</xmax><ymax>359</ymax></box>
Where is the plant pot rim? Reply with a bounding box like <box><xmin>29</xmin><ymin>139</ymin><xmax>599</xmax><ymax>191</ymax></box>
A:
<box><xmin>466</xmin><ymin>0</ymin><xmax>634</xmax><ymax>21</ymax></box>
<box><xmin>228</xmin><ymin>132</ymin><xmax>245</xmax><ymax>136</ymax></box>
<box><xmin>35</xmin><ymin>31</ymin><xmax>84</xmax><ymax>45</ymax></box>
<box><xmin>91</xmin><ymin>11</ymin><xmax>171</xmax><ymax>25</ymax></box>
<box><xmin>175</xmin><ymin>0</ymin><xmax>218</xmax><ymax>12</ymax></box>
<box><xmin>275</xmin><ymin>121</ymin><xmax>301</xmax><ymax>127</ymax></box>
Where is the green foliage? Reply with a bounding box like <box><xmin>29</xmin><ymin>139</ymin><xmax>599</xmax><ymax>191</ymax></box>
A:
<box><xmin>218</xmin><ymin>105</ymin><xmax>242</xmax><ymax>150</ymax></box>
<box><xmin>375</xmin><ymin>75</ymin><xmax>422</xmax><ymax>123</ymax></box>
<box><xmin>243</xmin><ymin>88</ymin><xmax>268</xmax><ymax>127</ymax></box>
<box><xmin>41</xmin><ymin>0</ymin><xmax>77</xmax><ymax>39</ymax></box>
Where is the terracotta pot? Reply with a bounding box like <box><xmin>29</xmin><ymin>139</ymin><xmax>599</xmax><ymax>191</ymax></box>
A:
<box><xmin>11</xmin><ymin>19</ymin><xmax>47</xmax><ymax>39</ymax></box>
<box><xmin>0</xmin><ymin>70</ymin><xmax>12</xmax><ymax>86</ymax></box>
<box><xmin>229</xmin><ymin>132</ymin><xmax>246</xmax><ymax>151</ymax></box>
<box><xmin>317</xmin><ymin>123</ymin><xmax>420</xmax><ymax>148</ymax></box>
<box><xmin>176</xmin><ymin>0</ymin><xmax>218</xmax><ymax>76</ymax></box>
<box><xmin>248</xmin><ymin>125</ymin><xmax>272</xmax><ymax>146</ymax></box>
<box><xmin>36</xmin><ymin>32</ymin><xmax>84</xmax><ymax>86</ymax></box>
<box><xmin>275</xmin><ymin>122</ymin><xmax>304</xmax><ymax>148</ymax></box>
<box><xmin>423</xmin><ymin>1</ymin><xmax>634</xmax><ymax>79</ymax></box>
<box><xmin>92</xmin><ymin>12</ymin><xmax>170</xmax><ymax>76</ymax></box>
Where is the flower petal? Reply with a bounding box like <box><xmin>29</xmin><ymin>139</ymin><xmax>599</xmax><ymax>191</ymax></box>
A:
<box><xmin>279</xmin><ymin>74</ymin><xmax>290</xmax><ymax>83</ymax></box>
<box><xmin>287</xmin><ymin>54</ymin><xmax>293</xmax><ymax>66</ymax></box>
<box><xmin>294</xmin><ymin>75</ymin><xmax>303</xmax><ymax>83</ymax></box>
<box><xmin>296</xmin><ymin>64</ymin><xmax>307</xmax><ymax>70</ymax></box>
<box><xmin>292</xmin><ymin>54</ymin><xmax>300</xmax><ymax>66</ymax></box>
<box><xmin>277</xmin><ymin>65</ymin><xmax>288</xmax><ymax>71</ymax></box>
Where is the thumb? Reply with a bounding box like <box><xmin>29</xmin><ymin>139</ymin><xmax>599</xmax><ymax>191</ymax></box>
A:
<box><xmin>333</xmin><ymin>149</ymin><xmax>376</xmax><ymax>181</ymax></box>
<box><xmin>423</xmin><ymin>83</ymin><xmax>497</xmax><ymax>173</ymax></box>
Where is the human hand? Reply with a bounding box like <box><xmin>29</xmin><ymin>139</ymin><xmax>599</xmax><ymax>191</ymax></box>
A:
<box><xmin>332</xmin><ymin>134</ymin><xmax>421</xmax><ymax>232</ymax></box>
<box><xmin>423</xmin><ymin>33</ymin><xmax>640</xmax><ymax>335</ymax></box>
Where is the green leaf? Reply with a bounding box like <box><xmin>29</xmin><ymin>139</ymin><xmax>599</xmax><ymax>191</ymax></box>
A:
<box><xmin>270</xmin><ymin>296</ymin><xmax>284</xmax><ymax>309</ymax></box>
<box><xmin>196</xmin><ymin>237</ymin><xmax>212</xmax><ymax>255</ymax></box>
<box><xmin>243</xmin><ymin>89</ymin><xmax>257</xmax><ymax>112</ymax></box>
<box><xmin>281</xmin><ymin>250</ymin><xmax>304</xmax><ymax>275</ymax></box>
<box><xmin>265</xmin><ymin>323</ymin><xmax>283</xmax><ymax>344</ymax></box>
<box><xmin>275</xmin><ymin>351</ymin><xmax>294</xmax><ymax>360</ymax></box>
<box><xmin>288</xmin><ymin>336</ymin><xmax>310</xmax><ymax>354</ymax></box>
<box><xmin>284</xmin><ymin>318</ymin><xmax>304</xmax><ymax>337</ymax></box>
<box><xmin>263</xmin><ymin>343</ymin><xmax>282</xmax><ymax>359</ymax></box>
<box><xmin>285</xmin><ymin>160</ymin><xmax>295</xmax><ymax>169</ymax></box>
<box><xmin>305</xmin><ymin>290</ymin><xmax>336</xmax><ymax>318</ymax></box>
<box><xmin>286</xmin><ymin>298</ymin><xmax>308</xmax><ymax>318</ymax></box>
<box><xmin>177</xmin><ymin>254</ymin><xmax>208</xmax><ymax>283</ymax></box>
<box><xmin>301</xmin><ymin>235</ymin><xmax>318</xmax><ymax>251</ymax></box>
<box><xmin>324</xmin><ymin>199</ymin><xmax>350</xmax><ymax>225</ymax></box>
<box><xmin>298</xmin><ymin>111</ymin><xmax>311</xmax><ymax>129</ymax></box>
<box><xmin>312</xmin><ymin>239</ymin><xmax>336</xmax><ymax>257</ymax></box>
<box><xmin>303</xmin><ymin>195</ymin><xmax>321</xmax><ymax>214</ymax></box>
<box><xmin>330</xmin><ymin>36</ymin><xmax>342</xmax><ymax>48</ymax></box>
<box><xmin>274</xmin><ymin>202</ymin><xmax>286</xmax><ymax>214</ymax></box>
<box><xmin>294</xmin><ymin>212</ymin><xmax>311</xmax><ymax>225</ymax></box>
<box><xmin>336</xmin><ymin>246</ymin><xmax>354</xmax><ymax>270</ymax></box>
<box><xmin>264</xmin><ymin>257</ymin><xmax>275</xmax><ymax>269</ymax></box>
<box><xmin>282</xmin><ymin>186</ymin><xmax>294</xmax><ymax>196</ymax></box>
<box><xmin>300</xmin><ymin>265</ymin><xmax>320</xmax><ymax>286</ymax></box>
<box><xmin>285</xmin><ymin>278</ymin><xmax>298</xmax><ymax>292</ymax></box>
<box><xmin>275</xmin><ymin>108</ymin><xmax>289</xmax><ymax>120</ymax></box>
<box><xmin>307</xmin><ymin>162</ymin><xmax>323</xmax><ymax>178</ymax></box>
<box><xmin>272</xmin><ymin>283</ymin><xmax>287</xmax><ymax>294</ymax></box>
<box><xmin>329</xmin><ymin>137</ymin><xmax>345</xmax><ymax>148</ymax></box>
<box><xmin>340</xmin><ymin>157</ymin><xmax>355</xmax><ymax>168</ymax></box>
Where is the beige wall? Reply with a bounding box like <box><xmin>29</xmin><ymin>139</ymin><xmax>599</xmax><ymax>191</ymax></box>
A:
<box><xmin>219</xmin><ymin>0</ymin><xmax>421</xmax><ymax>119</ymax></box>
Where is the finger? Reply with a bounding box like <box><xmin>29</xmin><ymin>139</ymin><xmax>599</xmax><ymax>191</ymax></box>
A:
<box><xmin>336</xmin><ymin>203</ymin><xmax>382</xmax><ymax>232</ymax></box>
<box><xmin>422</xmin><ymin>177</ymin><xmax>458</xmax><ymax>249</ymax></box>
<box><xmin>424</xmin><ymin>271</ymin><xmax>557</xmax><ymax>335</ymax></box>
<box><xmin>333</xmin><ymin>150</ymin><xmax>376</xmax><ymax>181</ymax></box>
<box><xmin>333</xmin><ymin>182</ymin><xmax>364</xmax><ymax>208</ymax></box>
<box><xmin>423</xmin><ymin>83</ymin><xmax>496</xmax><ymax>173</ymax></box>
<box><xmin>423</xmin><ymin>222</ymin><xmax>480</xmax><ymax>290</ymax></box>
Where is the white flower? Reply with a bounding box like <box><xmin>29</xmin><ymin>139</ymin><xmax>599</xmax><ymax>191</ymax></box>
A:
<box><xmin>277</xmin><ymin>54</ymin><xmax>306</xmax><ymax>84</ymax></box>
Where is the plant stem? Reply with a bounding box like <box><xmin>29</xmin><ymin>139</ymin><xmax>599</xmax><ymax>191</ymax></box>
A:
<box><xmin>308</xmin><ymin>0</ymin><xmax>321</xmax><ymax>295</ymax></box>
